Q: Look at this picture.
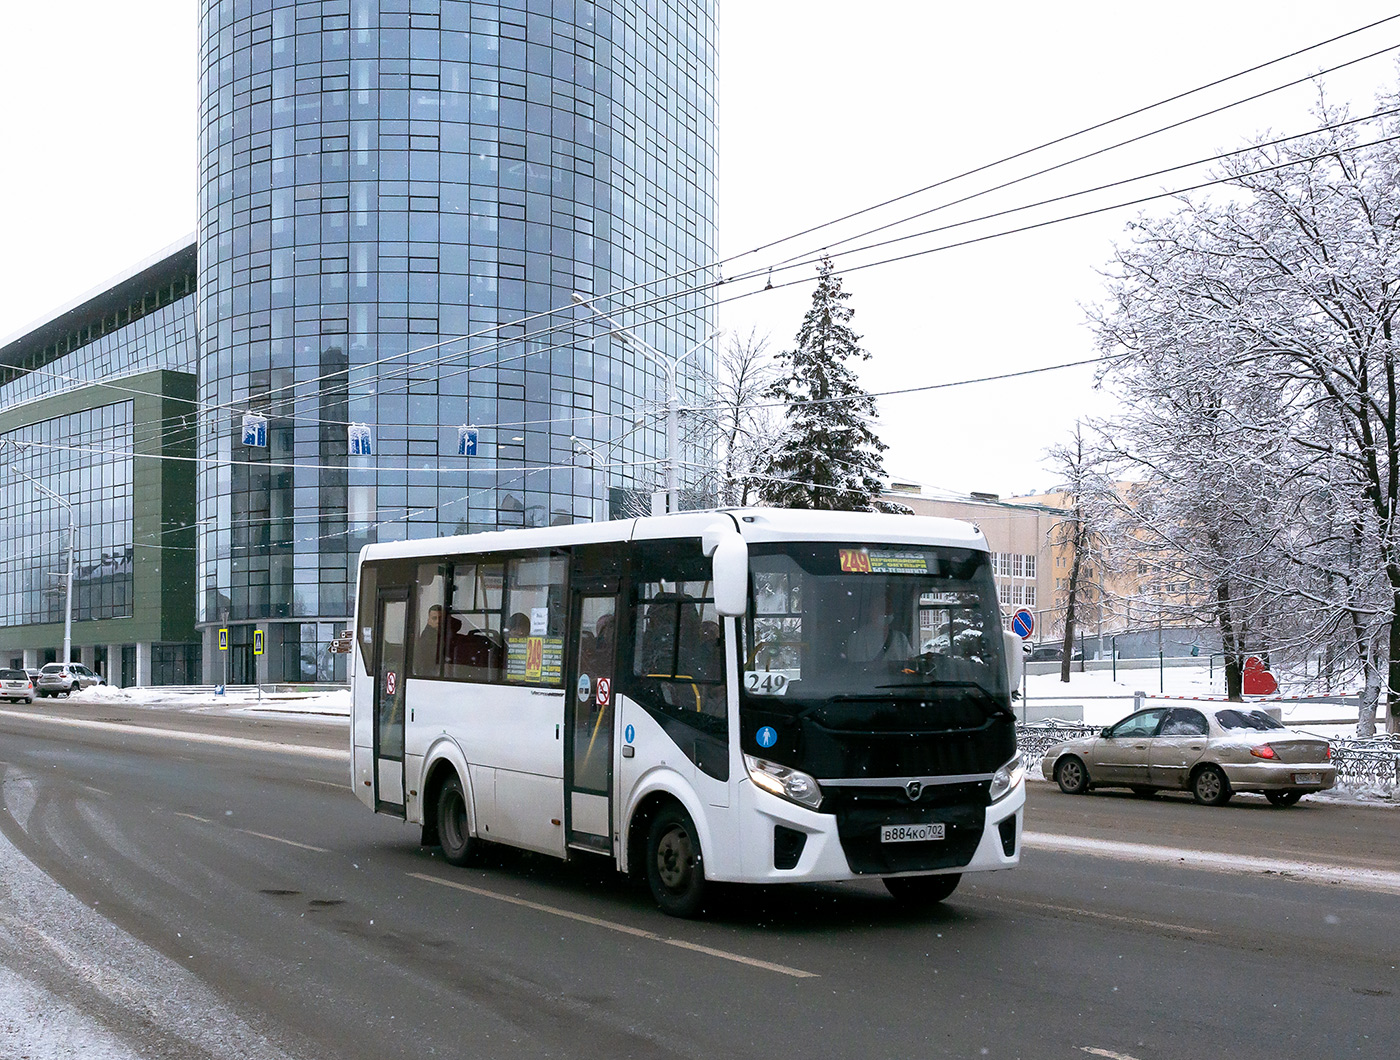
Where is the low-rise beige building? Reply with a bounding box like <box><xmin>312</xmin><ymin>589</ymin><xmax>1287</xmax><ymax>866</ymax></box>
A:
<box><xmin>885</xmin><ymin>485</ymin><xmax>1113</xmax><ymax>646</ymax></box>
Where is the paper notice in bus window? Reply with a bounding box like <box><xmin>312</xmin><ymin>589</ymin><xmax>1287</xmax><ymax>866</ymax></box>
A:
<box><xmin>506</xmin><ymin>636</ymin><xmax>564</xmax><ymax>684</ymax></box>
<box><xmin>838</xmin><ymin>548</ymin><xmax>873</xmax><ymax>573</ymax></box>
<box><xmin>867</xmin><ymin>551</ymin><xmax>929</xmax><ymax>574</ymax></box>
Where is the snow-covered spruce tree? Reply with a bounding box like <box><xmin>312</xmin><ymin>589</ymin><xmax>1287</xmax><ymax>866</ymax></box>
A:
<box><xmin>760</xmin><ymin>257</ymin><xmax>905</xmax><ymax>512</ymax></box>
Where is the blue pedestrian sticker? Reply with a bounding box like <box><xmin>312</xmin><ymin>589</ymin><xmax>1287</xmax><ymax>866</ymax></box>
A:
<box><xmin>757</xmin><ymin>725</ymin><xmax>777</xmax><ymax>748</ymax></box>
<box><xmin>625</xmin><ymin>724</ymin><xmax>635</xmax><ymax>743</ymax></box>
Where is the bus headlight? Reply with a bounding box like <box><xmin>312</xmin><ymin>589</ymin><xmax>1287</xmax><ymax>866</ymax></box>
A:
<box><xmin>989</xmin><ymin>754</ymin><xmax>1025</xmax><ymax>802</ymax></box>
<box><xmin>744</xmin><ymin>755</ymin><xmax>823</xmax><ymax>811</ymax></box>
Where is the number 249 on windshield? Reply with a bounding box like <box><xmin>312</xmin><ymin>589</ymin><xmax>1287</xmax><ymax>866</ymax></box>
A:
<box><xmin>745</xmin><ymin>671</ymin><xmax>789</xmax><ymax>695</ymax></box>
<box><xmin>839</xmin><ymin>548</ymin><xmax>872</xmax><ymax>573</ymax></box>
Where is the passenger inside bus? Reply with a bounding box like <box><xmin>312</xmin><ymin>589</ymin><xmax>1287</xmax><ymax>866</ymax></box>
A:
<box><xmin>415</xmin><ymin>604</ymin><xmax>444</xmax><ymax>674</ymax></box>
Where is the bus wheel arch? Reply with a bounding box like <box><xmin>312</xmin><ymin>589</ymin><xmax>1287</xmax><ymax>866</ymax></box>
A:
<box><xmin>625</xmin><ymin>790</ymin><xmax>709</xmax><ymax>918</ymax></box>
<box><xmin>644</xmin><ymin>802</ymin><xmax>707</xmax><ymax>918</ymax></box>
<box><xmin>421</xmin><ymin>753</ymin><xmax>477</xmax><ymax>861</ymax></box>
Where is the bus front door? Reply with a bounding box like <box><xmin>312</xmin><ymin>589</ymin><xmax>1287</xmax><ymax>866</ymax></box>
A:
<box><xmin>373</xmin><ymin>587</ymin><xmax>410</xmax><ymax>815</ymax></box>
<box><xmin>565</xmin><ymin>592</ymin><xmax>617</xmax><ymax>853</ymax></box>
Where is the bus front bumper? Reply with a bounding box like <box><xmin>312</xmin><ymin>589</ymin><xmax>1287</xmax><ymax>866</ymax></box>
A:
<box><xmin>733</xmin><ymin>775</ymin><xmax>1025</xmax><ymax>883</ymax></box>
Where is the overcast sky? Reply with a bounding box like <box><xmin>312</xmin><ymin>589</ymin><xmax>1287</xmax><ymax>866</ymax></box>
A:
<box><xmin>3</xmin><ymin>2</ymin><xmax>1399</xmax><ymax>497</ymax></box>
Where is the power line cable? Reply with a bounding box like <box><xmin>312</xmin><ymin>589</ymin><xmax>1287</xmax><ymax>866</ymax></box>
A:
<box><xmin>15</xmin><ymin>94</ymin><xmax>1398</xmax><ymax>462</ymax></box>
<box><xmin>768</xmin><ymin>40</ymin><xmax>1400</xmax><ymax>268</ymax></box>
<box><xmin>15</xmin><ymin>13</ymin><xmax>1393</xmax><ymax>434</ymax></box>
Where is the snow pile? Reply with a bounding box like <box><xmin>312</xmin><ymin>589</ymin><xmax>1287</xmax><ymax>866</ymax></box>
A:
<box><xmin>64</xmin><ymin>684</ymin><xmax>351</xmax><ymax>716</ymax></box>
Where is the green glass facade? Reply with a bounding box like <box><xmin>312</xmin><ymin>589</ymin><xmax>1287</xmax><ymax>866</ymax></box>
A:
<box><xmin>0</xmin><ymin>247</ymin><xmax>200</xmax><ymax>684</ymax></box>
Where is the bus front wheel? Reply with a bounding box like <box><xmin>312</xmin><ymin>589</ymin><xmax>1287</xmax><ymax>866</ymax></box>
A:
<box><xmin>436</xmin><ymin>773</ymin><xmax>477</xmax><ymax>866</ymax></box>
<box><xmin>646</xmin><ymin>805</ymin><xmax>706</xmax><ymax>918</ymax></box>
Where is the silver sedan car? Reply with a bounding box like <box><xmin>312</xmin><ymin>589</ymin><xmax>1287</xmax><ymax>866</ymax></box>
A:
<box><xmin>1041</xmin><ymin>705</ymin><xmax>1334</xmax><ymax>807</ymax></box>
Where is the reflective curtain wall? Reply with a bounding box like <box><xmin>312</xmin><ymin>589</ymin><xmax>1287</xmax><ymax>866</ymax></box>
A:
<box><xmin>196</xmin><ymin>0</ymin><xmax>717</xmax><ymax>676</ymax></box>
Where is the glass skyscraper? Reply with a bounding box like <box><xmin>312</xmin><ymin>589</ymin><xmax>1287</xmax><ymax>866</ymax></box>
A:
<box><xmin>196</xmin><ymin>0</ymin><xmax>717</xmax><ymax>681</ymax></box>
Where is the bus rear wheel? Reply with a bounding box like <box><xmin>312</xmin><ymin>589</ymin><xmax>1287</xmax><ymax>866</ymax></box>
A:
<box><xmin>884</xmin><ymin>873</ymin><xmax>960</xmax><ymax>905</ymax></box>
<box><xmin>436</xmin><ymin>773</ymin><xmax>477</xmax><ymax>866</ymax></box>
<box><xmin>646</xmin><ymin>805</ymin><xmax>706</xmax><ymax>918</ymax></box>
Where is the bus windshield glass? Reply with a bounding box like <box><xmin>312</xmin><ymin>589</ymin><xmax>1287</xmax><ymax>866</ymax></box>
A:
<box><xmin>740</xmin><ymin>542</ymin><xmax>1008</xmax><ymax>708</ymax></box>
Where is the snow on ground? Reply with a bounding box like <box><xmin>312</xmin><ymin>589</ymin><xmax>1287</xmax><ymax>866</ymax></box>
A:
<box><xmin>64</xmin><ymin>683</ymin><xmax>351</xmax><ymax>717</ymax></box>
<box><xmin>1023</xmin><ymin>663</ymin><xmax>1375</xmax><ymax>727</ymax></box>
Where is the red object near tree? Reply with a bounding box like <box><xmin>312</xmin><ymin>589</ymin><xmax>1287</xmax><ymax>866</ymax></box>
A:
<box><xmin>1241</xmin><ymin>656</ymin><xmax>1278</xmax><ymax>696</ymax></box>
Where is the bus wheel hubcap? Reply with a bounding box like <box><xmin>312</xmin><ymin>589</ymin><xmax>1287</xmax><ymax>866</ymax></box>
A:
<box><xmin>657</xmin><ymin>828</ymin><xmax>691</xmax><ymax>889</ymax></box>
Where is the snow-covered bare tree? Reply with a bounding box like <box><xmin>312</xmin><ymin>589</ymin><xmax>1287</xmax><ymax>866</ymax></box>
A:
<box><xmin>760</xmin><ymin>256</ymin><xmax>904</xmax><ymax>512</ymax></box>
<box><xmin>1044</xmin><ymin>424</ymin><xmax>1116</xmax><ymax>684</ymax></box>
<box><xmin>689</xmin><ymin>328</ymin><xmax>781</xmax><ymax>506</ymax></box>
<box><xmin>1092</xmin><ymin>85</ymin><xmax>1400</xmax><ymax>730</ymax></box>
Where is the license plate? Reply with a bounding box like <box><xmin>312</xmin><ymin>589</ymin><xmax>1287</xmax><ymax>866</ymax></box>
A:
<box><xmin>1293</xmin><ymin>772</ymin><xmax>1321</xmax><ymax>785</ymax></box>
<box><xmin>881</xmin><ymin>823</ymin><xmax>945</xmax><ymax>843</ymax></box>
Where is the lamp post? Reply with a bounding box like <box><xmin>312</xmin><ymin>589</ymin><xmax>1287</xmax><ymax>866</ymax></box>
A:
<box><xmin>571</xmin><ymin>414</ymin><xmax>648</xmax><ymax>521</ymax></box>
<box><xmin>571</xmin><ymin>292</ymin><xmax>719</xmax><ymax>514</ymax></box>
<box><xmin>5</xmin><ymin>461</ymin><xmax>76</xmax><ymax>665</ymax></box>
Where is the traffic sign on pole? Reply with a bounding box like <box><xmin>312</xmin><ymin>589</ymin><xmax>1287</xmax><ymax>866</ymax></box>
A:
<box><xmin>1012</xmin><ymin>608</ymin><xmax>1035</xmax><ymax>639</ymax></box>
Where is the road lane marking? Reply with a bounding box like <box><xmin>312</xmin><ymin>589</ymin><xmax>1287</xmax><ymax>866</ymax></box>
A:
<box><xmin>0</xmin><ymin>708</ymin><xmax>348</xmax><ymax>761</ymax></box>
<box><xmin>408</xmin><ymin>871</ymin><xmax>819</xmax><ymax>979</ymax></box>
<box><xmin>174</xmin><ymin>812</ymin><xmax>330</xmax><ymax>852</ymax></box>
<box><xmin>235</xmin><ymin>828</ymin><xmax>330</xmax><ymax>853</ymax></box>
<box><xmin>1081</xmin><ymin>1048</ymin><xmax>1144</xmax><ymax>1060</ymax></box>
<box><xmin>1024</xmin><ymin>831</ymin><xmax>1400</xmax><ymax>896</ymax></box>
<box><xmin>995</xmin><ymin>896</ymin><xmax>1215</xmax><ymax>936</ymax></box>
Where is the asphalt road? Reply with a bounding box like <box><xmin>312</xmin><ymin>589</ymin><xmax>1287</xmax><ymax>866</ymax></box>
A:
<box><xmin>0</xmin><ymin>701</ymin><xmax>1396</xmax><ymax>1060</ymax></box>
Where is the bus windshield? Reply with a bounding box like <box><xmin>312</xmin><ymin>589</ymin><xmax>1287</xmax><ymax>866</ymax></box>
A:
<box><xmin>740</xmin><ymin>542</ymin><xmax>1008</xmax><ymax>711</ymax></box>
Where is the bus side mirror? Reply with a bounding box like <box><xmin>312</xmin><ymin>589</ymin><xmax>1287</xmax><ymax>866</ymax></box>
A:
<box><xmin>704</xmin><ymin>522</ymin><xmax>748</xmax><ymax>617</ymax></box>
<box><xmin>1004</xmin><ymin>631</ymin><xmax>1024</xmax><ymax>689</ymax></box>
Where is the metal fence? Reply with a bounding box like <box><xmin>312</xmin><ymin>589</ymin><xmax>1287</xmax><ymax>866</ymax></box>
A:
<box><xmin>1016</xmin><ymin>723</ymin><xmax>1400</xmax><ymax>796</ymax></box>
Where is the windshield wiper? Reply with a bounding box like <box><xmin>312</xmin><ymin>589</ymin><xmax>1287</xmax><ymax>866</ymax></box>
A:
<box><xmin>873</xmin><ymin>678</ymin><xmax>987</xmax><ymax>690</ymax></box>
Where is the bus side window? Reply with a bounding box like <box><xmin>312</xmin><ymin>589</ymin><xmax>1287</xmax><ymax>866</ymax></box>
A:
<box><xmin>357</xmin><ymin>564</ymin><xmax>378</xmax><ymax>673</ymax></box>
<box><xmin>446</xmin><ymin>560</ymin><xmax>505</xmax><ymax>681</ymax></box>
<box><xmin>502</xmin><ymin>552</ymin><xmax>568</xmax><ymax>687</ymax></box>
<box><xmin>631</xmin><ymin>580</ymin><xmax>726</xmax><ymax>721</ymax></box>
<box><xmin>413</xmin><ymin>563</ymin><xmax>447</xmax><ymax>677</ymax></box>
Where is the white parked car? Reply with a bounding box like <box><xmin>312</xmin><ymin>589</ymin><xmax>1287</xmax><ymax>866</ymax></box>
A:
<box><xmin>36</xmin><ymin>662</ymin><xmax>105</xmax><ymax>697</ymax></box>
<box><xmin>1</xmin><ymin>668</ymin><xmax>36</xmax><ymax>704</ymax></box>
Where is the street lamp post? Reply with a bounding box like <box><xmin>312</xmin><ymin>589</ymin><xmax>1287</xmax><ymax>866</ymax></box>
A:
<box><xmin>570</xmin><ymin>417</ymin><xmax>646</xmax><ymax>521</ymax></box>
<box><xmin>571</xmin><ymin>293</ymin><xmax>719</xmax><ymax>514</ymax></box>
<box><xmin>5</xmin><ymin>461</ymin><xmax>76</xmax><ymax>665</ymax></box>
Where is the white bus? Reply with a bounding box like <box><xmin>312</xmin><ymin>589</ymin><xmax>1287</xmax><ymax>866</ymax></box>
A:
<box><xmin>350</xmin><ymin>508</ymin><xmax>1025</xmax><ymax>917</ymax></box>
